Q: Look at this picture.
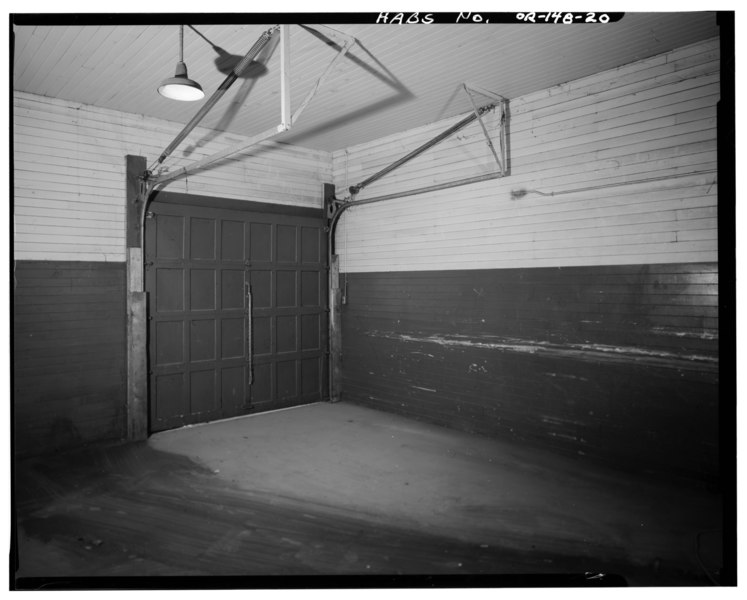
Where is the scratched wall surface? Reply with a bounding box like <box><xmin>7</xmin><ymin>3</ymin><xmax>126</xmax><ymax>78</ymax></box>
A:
<box><xmin>340</xmin><ymin>263</ymin><xmax>719</xmax><ymax>482</ymax></box>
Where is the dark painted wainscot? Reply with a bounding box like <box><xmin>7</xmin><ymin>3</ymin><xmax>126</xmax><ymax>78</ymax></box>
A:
<box><xmin>340</xmin><ymin>263</ymin><xmax>719</xmax><ymax>484</ymax></box>
<box><xmin>13</xmin><ymin>261</ymin><xmax>127</xmax><ymax>456</ymax></box>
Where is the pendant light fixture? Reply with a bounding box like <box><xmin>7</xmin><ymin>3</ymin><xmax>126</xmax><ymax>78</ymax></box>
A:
<box><xmin>158</xmin><ymin>25</ymin><xmax>205</xmax><ymax>101</ymax></box>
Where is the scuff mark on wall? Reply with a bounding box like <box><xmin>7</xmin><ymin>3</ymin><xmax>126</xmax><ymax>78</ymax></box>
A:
<box><xmin>650</xmin><ymin>327</ymin><xmax>719</xmax><ymax>340</ymax></box>
<box><xmin>412</xmin><ymin>386</ymin><xmax>437</xmax><ymax>393</ymax></box>
<box><xmin>548</xmin><ymin>432</ymin><xmax>581</xmax><ymax>442</ymax></box>
<box><xmin>544</xmin><ymin>372</ymin><xmax>589</xmax><ymax>381</ymax></box>
<box><xmin>541</xmin><ymin>415</ymin><xmax>589</xmax><ymax>428</ymax></box>
<box><xmin>364</xmin><ymin>330</ymin><xmax>718</xmax><ymax>370</ymax></box>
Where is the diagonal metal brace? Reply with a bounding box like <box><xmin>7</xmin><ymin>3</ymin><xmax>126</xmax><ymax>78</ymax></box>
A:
<box><xmin>463</xmin><ymin>82</ymin><xmax>508</xmax><ymax>176</ymax></box>
<box><xmin>154</xmin><ymin>24</ymin><xmax>356</xmax><ymax>187</ymax></box>
<box><xmin>149</xmin><ymin>25</ymin><xmax>280</xmax><ymax>176</ymax></box>
<box><xmin>348</xmin><ymin>103</ymin><xmax>494</xmax><ymax>196</ymax></box>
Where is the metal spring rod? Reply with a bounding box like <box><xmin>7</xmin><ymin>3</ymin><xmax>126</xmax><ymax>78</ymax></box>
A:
<box><xmin>330</xmin><ymin>170</ymin><xmax>505</xmax><ymax>255</ymax></box>
<box><xmin>348</xmin><ymin>104</ymin><xmax>494</xmax><ymax>195</ymax></box>
<box><xmin>149</xmin><ymin>25</ymin><xmax>279</xmax><ymax>173</ymax></box>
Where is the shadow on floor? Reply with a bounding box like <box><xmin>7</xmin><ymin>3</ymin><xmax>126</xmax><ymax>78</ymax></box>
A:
<box><xmin>12</xmin><ymin>402</ymin><xmax>723</xmax><ymax>589</ymax></box>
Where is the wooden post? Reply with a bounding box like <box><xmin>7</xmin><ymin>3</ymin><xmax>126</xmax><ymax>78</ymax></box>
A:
<box><xmin>126</xmin><ymin>155</ymin><xmax>146</xmax><ymax>249</ymax></box>
<box><xmin>126</xmin><ymin>155</ymin><xmax>149</xmax><ymax>440</ymax></box>
<box><xmin>329</xmin><ymin>254</ymin><xmax>342</xmax><ymax>402</ymax></box>
<box><xmin>127</xmin><ymin>287</ymin><xmax>148</xmax><ymax>440</ymax></box>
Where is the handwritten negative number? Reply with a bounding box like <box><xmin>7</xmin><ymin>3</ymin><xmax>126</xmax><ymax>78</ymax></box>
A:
<box><xmin>516</xmin><ymin>13</ymin><xmax>610</xmax><ymax>24</ymax></box>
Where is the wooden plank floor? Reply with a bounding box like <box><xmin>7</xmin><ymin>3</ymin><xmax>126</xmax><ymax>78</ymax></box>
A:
<box><xmin>12</xmin><ymin>404</ymin><xmax>724</xmax><ymax>589</ymax></box>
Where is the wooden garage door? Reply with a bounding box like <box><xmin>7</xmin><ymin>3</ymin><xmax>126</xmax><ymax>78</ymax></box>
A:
<box><xmin>145</xmin><ymin>194</ymin><xmax>328</xmax><ymax>432</ymax></box>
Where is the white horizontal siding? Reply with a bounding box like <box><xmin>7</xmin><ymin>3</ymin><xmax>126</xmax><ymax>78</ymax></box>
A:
<box><xmin>13</xmin><ymin>92</ymin><xmax>332</xmax><ymax>262</ymax></box>
<box><xmin>332</xmin><ymin>39</ymin><xmax>720</xmax><ymax>273</ymax></box>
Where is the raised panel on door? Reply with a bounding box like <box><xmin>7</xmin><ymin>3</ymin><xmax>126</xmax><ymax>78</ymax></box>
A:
<box><xmin>250</xmin><ymin>220</ymin><xmax>328</xmax><ymax>409</ymax></box>
<box><xmin>147</xmin><ymin>213</ymin><xmax>222</xmax><ymax>431</ymax></box>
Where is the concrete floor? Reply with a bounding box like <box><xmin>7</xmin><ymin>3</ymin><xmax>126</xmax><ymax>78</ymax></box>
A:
<box><xmin>13</xmin><ymin>401</ymin><xmax>723</xmax><ymax>587</ymax></box>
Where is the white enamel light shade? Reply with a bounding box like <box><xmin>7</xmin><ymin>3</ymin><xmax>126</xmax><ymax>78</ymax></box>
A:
<box><xmin>158</xmin><ymin>26</ymin><xmax>205</xmax><ymax>101</ymax></box>
<box><xmin>158</xmin><ymin>61</ymin><xmax>205</xmax><ymax>101</ymax></box>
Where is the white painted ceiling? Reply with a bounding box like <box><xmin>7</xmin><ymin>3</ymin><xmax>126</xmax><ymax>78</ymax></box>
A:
<box><xmin>12</xmin><ymin>13</ymin><xmax>719</xmax><ymax>152</ymax></box>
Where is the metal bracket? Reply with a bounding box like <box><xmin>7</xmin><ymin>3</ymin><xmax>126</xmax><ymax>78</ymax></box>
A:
<box><xmin>326</xmin><ymin>198</ymin><xmax>348</xmax><ymax>222</ymax></box>
<box><xmin>137</xmin><ymin>171</ymin><xmax>153</xmax><ymax>201</ymax></box>
<box><xmin>463</xmin><ymin>82</ymin><xmax>507</xmax><ymax>104</ymax></box>
<box><xmin>463</xmin><ymin>82</ymin><xmax>508</xmax><ymax>177</ymax></box>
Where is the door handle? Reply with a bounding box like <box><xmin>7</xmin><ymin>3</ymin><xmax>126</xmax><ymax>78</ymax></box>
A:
<box><xmin>245</xmin><ymin>281</ymin><xmax>253</xmax><ymax>386</ymax></box>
